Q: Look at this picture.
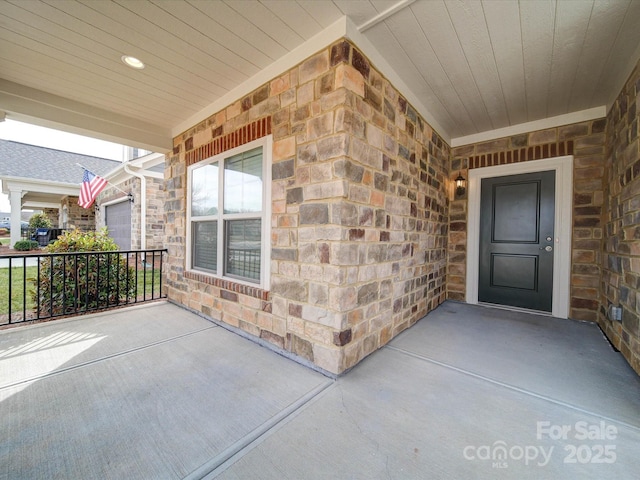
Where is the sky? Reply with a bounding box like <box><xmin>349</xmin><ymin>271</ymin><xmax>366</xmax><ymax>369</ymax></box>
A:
<box><xmin>0</xmin><ymin>119</ymin><xmax>125</xmax><ymax>212</ymax></box>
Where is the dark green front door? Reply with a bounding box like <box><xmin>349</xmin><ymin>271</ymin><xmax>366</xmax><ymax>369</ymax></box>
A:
<box><xmin>478</xmin><ymin>170</ymin><xmax>555</xmax><ymax>312</ymax></box>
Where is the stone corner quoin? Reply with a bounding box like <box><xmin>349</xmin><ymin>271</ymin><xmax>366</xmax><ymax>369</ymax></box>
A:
<box><xmin>165</xmin><ymin>38</ymin><xmax>450</xmax><ymax>375</ymax></box>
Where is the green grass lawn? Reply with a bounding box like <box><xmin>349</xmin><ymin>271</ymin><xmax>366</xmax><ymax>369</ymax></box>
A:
<box><xmin>0</xmin><ymin>238</ymin><xmax>11</xmax><ymax>246</ymax></box>
<box><xmin>0</xmin><ymin>265</ymin><xmax>36</xmax><ymax>316</ymax></box>
<box><xmin>0</xmin><ymin>264</ymin><xmax>163</xmax><ymax>320</ymax></box>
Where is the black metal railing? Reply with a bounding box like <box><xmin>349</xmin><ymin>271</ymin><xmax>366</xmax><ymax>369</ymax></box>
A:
<box><xmin>0</xmin><ymin>249</ymin><xmax>167</xmax><ymax>326</ymax></box>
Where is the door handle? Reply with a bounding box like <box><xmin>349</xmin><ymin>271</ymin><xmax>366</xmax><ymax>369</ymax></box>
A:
<box><xmin>539</xmin><ymin>245</ymin><xmax>553</xmax><ymax>252</ymax></box>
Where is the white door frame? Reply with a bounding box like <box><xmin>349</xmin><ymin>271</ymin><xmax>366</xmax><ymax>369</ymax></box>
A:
<box><xmin>465</xmin><ymin>156</ymin><xmax>573</xmax><ymax>318</ymax></box>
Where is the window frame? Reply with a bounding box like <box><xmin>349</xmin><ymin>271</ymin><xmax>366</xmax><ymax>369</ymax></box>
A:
<box><xmin>186</xmin><ymin>135</ymin><xmax>272</xmax><ymax>290</ymax></box>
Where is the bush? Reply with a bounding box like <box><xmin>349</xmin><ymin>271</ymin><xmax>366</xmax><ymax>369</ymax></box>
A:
<box><xmin>14</xmin><ymin>240</ymin><xmax>40</xmax><ymax>251</ymax></box>
<box><xmin>27</xmin><ymin>213</ymin><xmax>53</xmax><ymax>240</ymax></box>
<box><xmin>30</xmin><ymin>228</ymin><xmax>136</xmax><ymax>316</ymax></box>
<box><xmin>28</xmin><ymin>213</ymin><xmax>52</xmax><ymax>230</ymax></box>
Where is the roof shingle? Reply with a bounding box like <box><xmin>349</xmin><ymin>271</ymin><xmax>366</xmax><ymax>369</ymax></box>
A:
<box><xmin>0</xmin><ymin>139</ymin><xmax>120</xmax><ymax>184</ymax></box>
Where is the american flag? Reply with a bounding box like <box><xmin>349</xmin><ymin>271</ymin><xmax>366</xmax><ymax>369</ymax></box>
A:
<box><xmin>78</xmin><ymin>169</ymin><xmax>108</xmax><ymax>209</ymax></box>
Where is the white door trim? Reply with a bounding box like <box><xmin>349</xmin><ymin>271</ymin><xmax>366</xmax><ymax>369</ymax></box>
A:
<box><xmin>465</xmin><ymin>156</ymin><xmax>573</xmax><ymax>318</ymax></box>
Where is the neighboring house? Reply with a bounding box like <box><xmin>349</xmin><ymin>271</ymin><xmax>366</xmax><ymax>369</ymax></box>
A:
<box><xmin>0</xmin><ymin>140</ymin><xmax>119</xmax><ymax>246</ymax></box>
<box><xmin>0</xmin><ymin>140</ymin><xmax>164</xmax><ymax>249</ymax></box>
<box><xmin>95</xmin><ymin>152</ymin><xmax>165</xmax><ymax>251</ymax></box>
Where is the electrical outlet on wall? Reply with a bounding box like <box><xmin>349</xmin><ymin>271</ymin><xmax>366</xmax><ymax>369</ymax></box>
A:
<box><xmin>609</xmin><ymin>305</ymin><xmax>622</xmax><ymax>322</ymax></box>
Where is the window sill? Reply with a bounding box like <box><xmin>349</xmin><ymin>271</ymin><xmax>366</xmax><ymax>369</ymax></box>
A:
<box><xmin>185</xmin><ymin>270</ymin><xmax>269</xmax><ymax>300</ymax></box>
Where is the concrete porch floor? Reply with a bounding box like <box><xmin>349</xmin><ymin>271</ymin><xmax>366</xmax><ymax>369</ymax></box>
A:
<box><xmin>1</xmin><ymin>301</ymin><xmax>638</xmax><ymax>479</ymax></box>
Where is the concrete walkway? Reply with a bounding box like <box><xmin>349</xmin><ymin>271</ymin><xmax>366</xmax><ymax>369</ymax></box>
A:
<box><xmin>1</xmin><ymin>301</ymin><xmax>638</xmax><ymax>479</ymax></box>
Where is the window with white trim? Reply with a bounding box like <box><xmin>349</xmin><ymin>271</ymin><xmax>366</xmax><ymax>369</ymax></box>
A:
<box><xmin>188</xmin><ymin>137</ymin><xmax>271</xmax><ymax>288</ymax></box>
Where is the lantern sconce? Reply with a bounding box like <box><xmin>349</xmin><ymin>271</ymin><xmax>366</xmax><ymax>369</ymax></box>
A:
<box><xmin>455</xmin><ymin>172</ymin><xmax>466</xmax><ymax>197</ymax></box>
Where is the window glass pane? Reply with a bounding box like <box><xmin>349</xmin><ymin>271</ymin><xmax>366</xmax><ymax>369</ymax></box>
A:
<box><xmin>224</xmin><ymin>147</ymin><xmax>262</xmax><ymax>214</ymax></box>
<box><xmin>192</xmin><ymin>164</ymin><xmax>218</xmax><ymax>216</ymax></box>
<box><xmin>225</xmin><ymin>219</ymin><xmax>261</xmax><ymax>282</ymax></box>
<box><xmin>192</xmin><ymin>221</ymin><xmax>217</xmax><ymax>272</ymax></box>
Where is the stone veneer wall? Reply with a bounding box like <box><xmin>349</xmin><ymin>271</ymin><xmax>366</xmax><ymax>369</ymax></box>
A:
<box><xmin>166</xmin><ymin>39</ymin><xmax>450</xmax><ymax>374</ymax></box>
<box><xmin>96</xmin><ymin>177</ymin><xmax>166</xmax><ymax>250</ymax></box>
<box><xmin>602</xmin><ymin>62</ymin><xmax>640</xmax><ymax>374</ymax></box>
<box><xmin>145</xmin><ymin>178</ymin><xmax>166</xmax><ymax>250</ymax></box>
<box><xmin>42</xmin><ymin>207</ymin><xmax>58</xmax><ymax>227</ymax></box>
<box><xmin>61</xmin><ymin>196</ymin><xmax>95</xmax><ymax>231</ymax></box>
<box><xmin>450</xmin><ymin>119</ymin><xmax>606</xmax><ymax>322</ymax></box>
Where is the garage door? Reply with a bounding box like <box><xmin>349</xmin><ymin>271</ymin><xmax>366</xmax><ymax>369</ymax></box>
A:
<box><xmin>105</xmin><ymin>201</ymin><xmax>131</xmax><ymax>250</ymax></box>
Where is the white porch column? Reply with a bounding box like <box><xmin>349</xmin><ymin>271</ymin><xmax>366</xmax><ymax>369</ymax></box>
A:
<box><xmin>9</xmin><ymin>189</ymin><xmax>23</xmax><ymax>247</ymax></box>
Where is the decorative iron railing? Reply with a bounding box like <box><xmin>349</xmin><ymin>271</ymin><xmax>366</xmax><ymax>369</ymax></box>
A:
<box><xmin>0</xmin><ymin>249</ymin><xmax>167</xmax><ymax>326</ymax></box>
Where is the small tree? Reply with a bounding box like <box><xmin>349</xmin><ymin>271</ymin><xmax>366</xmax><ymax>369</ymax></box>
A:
<box><xmin>29</xmin><ymin>212</ymin><xmax>52</xmax><ymax>230</ymax></box>
<box><xmin>27</xmin><ymin>213</ymin><xmax>53</xmax><ymax>240</ymax></box>
<box><xmin>31</xmin><ymin>228</ymin><xmax>135</xmax><ymax>316</ymax></box>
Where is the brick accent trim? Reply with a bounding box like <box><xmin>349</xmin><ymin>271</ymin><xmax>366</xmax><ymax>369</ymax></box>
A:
<box><xmin>184</xmin><ymin>270</ymin><xmax>269</xmax><ymax>301</ymax></box>
<box><xmin>469</xmin><ymin>141</ymin><xmax>574</xmax><ymax>169</ymax></box>
<box><xmin>185</xmin><ymin>117</ymin><xmax>272</xmax><ymax>166</ymax></box>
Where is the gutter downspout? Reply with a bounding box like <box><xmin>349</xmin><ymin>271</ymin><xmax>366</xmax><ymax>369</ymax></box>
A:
<box><xmin>123</xmin><ymin>164</ymin><xmax>146</xmax><ymax>254</ymax></box>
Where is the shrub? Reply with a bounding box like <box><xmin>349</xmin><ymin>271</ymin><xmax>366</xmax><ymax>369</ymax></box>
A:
<box><xmin>14</xmin><ymin>240</ymin><xmax>40</xmax><ymax>251</ymax></box>
<box><xmin>28</xmin><ymin>213</ymin><xmax>52</xmax><ymax>230</ymax></box>
<box><xmin>27</xmin><ymin>213</ymin><xmax>53</xmax><ymax>240</ymax></box>
<box><xmin>30</xmin><ymin>228</ymin><xmax>136</xmax><ymax>316</ymax></box>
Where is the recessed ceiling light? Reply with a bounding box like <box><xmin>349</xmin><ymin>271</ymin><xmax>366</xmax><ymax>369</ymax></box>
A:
<box><xmin>121</xmin><ymin>55</ymin><xmax>145</xmax><ymax>70</ymax></box>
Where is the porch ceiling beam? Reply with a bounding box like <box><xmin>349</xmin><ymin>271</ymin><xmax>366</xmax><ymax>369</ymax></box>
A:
<box><xmin>0</xmin><ymin>79</ymin><xmax>172</xmax><ymax>153</ymax></box>
<box><xmin>22</xmin><ymin>201</ymin><xmax>62</xmax><ymax>209</ymax></box>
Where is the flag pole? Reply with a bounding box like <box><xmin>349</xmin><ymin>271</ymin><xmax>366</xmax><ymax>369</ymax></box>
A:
<box><xmin>76</xmin><ymin>163</ymin><xmax>132</xmax><ymax>197</ymax></box>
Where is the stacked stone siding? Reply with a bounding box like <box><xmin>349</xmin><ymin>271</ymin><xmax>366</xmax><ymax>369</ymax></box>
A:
<box><xmin>602</xmin><ymin>62</ymin><xmax>640</xmax><ymax>374</ymax></box>
<box><xmin>61</xmin><ymin>196</ymin><xmax>95</xmax><ymax>231</ymax></box>
<box><xmin>450</xmin><ymin>119</ymin><xmax>606</xmax><ymax>322</ymax></box>
<box><xmin>166</xmin><ymin>39</ymin><xmax>449</xmax><ymax>374</ymax></box>
<box><xmin>145</xmin><ymin>177</ymin><xmax>166</xmax><ymax>250</ymax></box>
<box><xmin>42</xmin><ymin>208</ymin><xmax>58</xmax><ymax>227</ymax></box>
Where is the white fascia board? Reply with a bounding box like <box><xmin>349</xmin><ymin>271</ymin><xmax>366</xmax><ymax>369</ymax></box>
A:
<box><xmin>104</xmin><ymin>152</ymin><xmax>165</xmax><ymax>183</ymax></box>
<box><xmin>172</xmin><ymin>17</ymin><xmax>349</xmax><ymax>137</ymax></box>
<box><xmin>103</xmin><ymin>165</ymin><xmax>133</xmax><ymax>186</ymax></box>
<box><xmin>103</xmin><ymin>164</ymin><xmax>126</xmax><ymax>182</ymax></box>
<box><xmin>0</xmin><ymin>79</ymin><xmax>172</xmax><ymax>153</ymax></box>
<box><xmin>105</xmin><ymin>165</ymin><xmax>163</xmax><ymax>185</ymax></box>
<box><xmin>106</xmin><ymin>168</ymin><xmax>162</xmax><ymax>185</ymax></box>
<box><xmin>451</xmin><ymin>106</ymin><xmax>607</xmax><ymax>147</ymax></box>
<box><xmin>131</xmin><ymin>152</ymin><xmax>165</xmax><ymax>170</ymax></box>
<box><xmin>2</xmin><ymin>177</ymin><xmax>79</xmax><ymax>196</ymax></box>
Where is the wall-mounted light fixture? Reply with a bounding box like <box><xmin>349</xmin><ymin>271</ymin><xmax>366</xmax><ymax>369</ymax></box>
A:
<box><xmin>455</xmin><ymin>172</ymin><xmax>466</xmax><ymax>196</ymax></box>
